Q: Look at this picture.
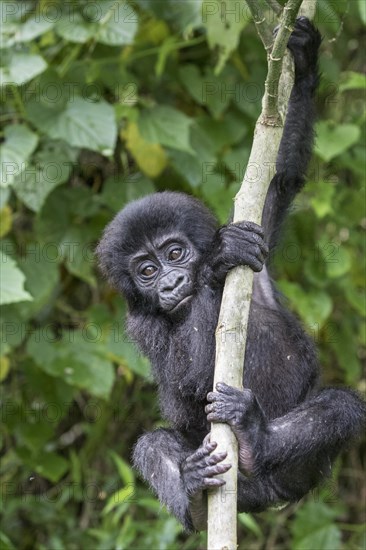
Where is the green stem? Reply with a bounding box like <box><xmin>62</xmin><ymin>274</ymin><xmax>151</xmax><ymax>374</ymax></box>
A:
<box><xmin>262</xmin><ymin>0</ymin><xmax>303</xmax><ymax>122</ymax></box>
<box><xmin>126</xmin><ymin>35</ymin><xmax>206</xmax><ymax>63</ymax></box>
<box><xmin>246</xmin><ymin>0</ymin><xmax>274</xmax><ymax>51</ymax></box>
<box><xmin>265</xmin><ymin>0</ymin><xmax>283</xmax><ymax>15</ymax></box>
<box><xmin>58</xmin><ymin>43</ymin><xmax>83</xmax><ymax>78</ymax></box>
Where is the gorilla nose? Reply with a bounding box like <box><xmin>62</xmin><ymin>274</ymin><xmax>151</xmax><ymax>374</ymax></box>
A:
<box><xmin>160</xmin><ymin>273</ymin><xmax>186</xmax><ymax>294</ymax></box>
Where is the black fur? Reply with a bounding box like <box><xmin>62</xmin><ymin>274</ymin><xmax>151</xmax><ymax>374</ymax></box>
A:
<box><xmin>97</xmin><ymin>19</ymin><xmax>365</xmax><ymax>531</ymax></box>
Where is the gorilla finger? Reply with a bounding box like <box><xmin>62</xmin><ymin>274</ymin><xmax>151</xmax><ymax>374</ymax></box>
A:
<box><xmin>206</xmin><ymin>412</ymin><xmax>222</xmax><ymax>422</ymax></box>
<box><xmin>205</xmin><ymin>403</ymin><xmax>214</xmax><ymax>414</ymax></box>
<box><xmin>203</xmin><ymin>438</ymin><xmax>217</xmax><ymax>450</ymax></box>
<box><xmin>206</xmin><ymin>401</ymin><xmax>228</xmax><ymax>416</ymax></box>
<box><xmin>190</xmin><ymin>442</ymin><xmax>217</xmax><ymax>461</ymax></box>
<box><xmin>236</xmin><ymin>246</ymin><xmax>265</xmax><ymax>266</ymax></box>
<box><xmin>206</xmin><ymin>451</ymin><xmax>228</xmax><ymax>465</ymax></box>
<box><xmin>216</xmin><ymin>382</ymin><xmax>237</xmax><ymax>394</ymax></box>
<box><xmin>203</xmin><ymin>478</ymin><xmax>226</xmax><ymax>488</ymax></box>
<box><xmin>248</xmin><ymin>231</ymin><xmax>268</xmax><ymax>249</ymax></box>
<box><xmin>202</xmin><ymin>433</ymin><xmax>213</xmax><ymax>445</ymax></box>
<box><xmin>227</xmin><ymin>229</ymin><xmax>268</xmax><ymax>253</ymax></box>
<box><xmin>255</xmin><ymin>238</ymin><xmax>269</xmax><ymax>256</ymax></box>
<box><xmin>204</xmin><ymin>442</ymin><xmax>218</xmax><ymax>455</ymax></box>
<box><xmin>233</xmin><ymin>221</ymin><xmax>264</xmax><ymax>236</ymax></box>
<box><xmin>207</xmin><ymin>410</ymin><xmax>230</xmax><ymax>423</ymax></box>
<box><xmin>252</xmin><ymin>244</ymin><xmax>267</xmax><ymax>260</ymax></box>
<box><xmin>204</xmin><ymin>462</ymin><xmax>231</xmax><ymax>477</ymax></box>
<box><xmin>206</xmin><ymin>391</ymin><xmax>221</xmax><ymax>402</ymax></box>
<box><xmin>245</xmin><ymin>255</ymin><xmax>265</xmax><ymax>272</ymax></box>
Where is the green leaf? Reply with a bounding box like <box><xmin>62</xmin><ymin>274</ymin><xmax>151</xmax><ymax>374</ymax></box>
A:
<box><xmin>59</xmin><ymin>226</ymin><xmax>97</xmax><ymax>286</ymax></box>
<box><xmin>139</xmin><ymin>106</ymin><xmax>194</xmax><ymax>154</ymax></box>
<box><xmin>13</xmin><ymin>142</ymin><xmax>74</xmax><ymax>212</ymax></box>
<box><xmin>103</xmin><ymin>485</ymin><xmax>134</xmax><ymax>515</ymax></box>
<box><xmin>324</xmin><ymin>246</ymin><xmax>351</xmax><ymax>279</ymax></box>
<box><xmin>33</xmin><ymin>452</ymin><xmax>69</xmax><ymax>483</ymax></box>
<box><xmin>196</xmin><ymin>111</ymin><xmax>247</xmax><ymax>152</ymax></box>
<box><xmin>203</xmin><ymin>0</ymin><xmax>249</xmax><ymax>73</ymax></box>
<box><xmin>238</xmin><ymin>513</ymin><xmax>263</xmax><ymax>537</ymax></box>
<box><xmin>303</xmin><ymin>253</ymin><xmax>327</xmax><ymax>288</ymax></box>
<box><xmin>223</xmin><ymin>146</ymin><xmax>250</xmax><ymax>180</ymax></box>
<box><xmin>178</xmin><ymin>64</ymin><xmax>231</xmax><ymax>117</ymax></box>
<box><xmin>95</xmin><ymin>0</ymin><xmax>138</xmax><ymax>46</ymax></box>
<box><xmin>315</xmin><ymin>122</ymin><xmax>360</xmax><ymax>162</ymax></box>
<box><xmin>330</xmin><ymin>323</ymin><xmax>361</xmax><ymax>383</ymax></box>
<box><xmin>316</xmin><ymin>0</ymin><xmax>342</xmax><ymax>34</ymax></box>
<box><xmin>169</xmin><ymin>0</ymin><xmax>203</xmax><ymax>34</ymax></box>
<box><xmin>110</xmin><ymin>451</ymin><xmax>134</xmax><ymax>485</ymax></box>
<box><xmin>190</xmin><ymin>122</ymin><xmax>217</xmax><ymax>165</ymax></box>
<box><xmin>0</xmin><ymin>530</ymin><xmax>16</xmax><ymax>550</ymax></box>
<box><xmin>14</xmin><ymin>14</ymin><xmax>54</xmax><ymax>43</ymax></box>
<box><xmin>339</xmin><ymin>71</ymin><xmax>366</xmax><ymax>92</ymax></box>
<box><xmin>0</xmin><ymin>53</ymin><xmax>47</xmax><ymax>86</ymax></box>
<box><xmin>123</xmin><ymin>122</ymin><xmax>168</xmax><ymax>177</ymax></box>
<box><xmin>0</xmin><ymin>124</ymin><xmax>38</xmax><ymax>187</ymax></box>
<box><xmin>35</xmin><ymin>186</ymin><xmax>72</xmax><ymax>243</ymax></box>
<box><xmin>27</xmin><ymin>332</ymin><xmax>115</xmax><ymax>399</ymax></box>
<box><xmin>309</xmin><ymin>181</ymin><xmax>335</xmax><ymax>218</ymax></box>
<box><xmin>55</xmin><ymin>13</ymin><xmax>95</xmax><ymax>43</ymax></box>
<box><xmin>15</xmin><ymin>420</ymin><xmax>54</xmax><ymax>452</ymax></box>
<box><xmin>298</xmin><ymin>290</ymin><xmax>333</xmax><ymax>330</ymax></box>
<box><xmin>18</xmin><ymin>449</ymin><xmax>69</xmax><ymax>483</ymax></box>
<box><xmin>140</xmin><ymin>0</ymin><xmax>203</xmax><ymax>34</ymax></box>
<box><xmin>294</xmin><ymin>525</ymin><xmax>341</xmax><ymax>550</ymax></box>
<box><xmin>168</xmin><ymin>149</ymin><xmax>204</xmax><ymax>188</ymax></box>
<box><xmin>291</xmin><ymin>501</ymin><xmax>342</xmax><ymax>550</ymax></box>
<box><xmin>278</xmin><ymin>281</ymin><xmax>332</xmax><ymax>329</ymax></box>
<box><xmin>0</xmin><ymin>251</ymin><xmax>32</xmax><ymax>305</ymax></box>
<box><xmin>27</xmin><ymin>96</ymin><xmax>117</xmax><ymax>155</ymax></box>
<box><xmin>106</xmin><ymin>330</ymin><xmax>151</xmax><ymax>378</ymax></box>
<box><xmin>345</xmin><ymin>286</ymin><xmax>366</xmax><ymax>316</ymax></box>
<box><xmin>23</xmin><ymin>362</ymin><xmax>73</xmax><ymax>416</ymax></box>
<box><xmin>100</xmin><ymin>173</ymin><xmax>155</xmax><ymax>212</ymax></box>
<box><xmin>16</xmin><ymin>247</ymin><xmax>59</xmax><ymax>318</ymax></box>
<box><xmin>0</xmin><ymin>305</ymin><xmax>26</xmax><ymax>351</ymax></box>
<box><xmin>0</xmin><ymin>4</ymin><xmax>51</xmax><ymax>46</ymax></box>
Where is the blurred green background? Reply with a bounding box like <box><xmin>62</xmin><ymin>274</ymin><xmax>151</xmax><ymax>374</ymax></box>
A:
<box><xmin>0</xmin><ymin>1</ymin><xmax>365</xmax><ymax>549</ymax></box>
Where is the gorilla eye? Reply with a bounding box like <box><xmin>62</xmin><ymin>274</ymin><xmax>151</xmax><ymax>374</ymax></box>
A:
<box><xmin>168</xmin><ymin>248</ymin><xmax>183</xmax><ymax>261</ymax></box>
<box><xmin>141</xmin><ymin>265</ymin><xmax>157</xmax><ymax>277</ymax></box>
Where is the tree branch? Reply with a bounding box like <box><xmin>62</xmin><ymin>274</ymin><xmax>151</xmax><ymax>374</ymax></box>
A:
<box><xmin>245</xmin><ymin>0</ymin><xmax>274</xmax><ymax>52</ymax></box>
<box><xmin>207</xmin><ymin>1</ymin><xmax>317</xmax><ymax>548</ymax></box>
<box><xmin>265</xmin><ymin>0</ymin><xmax>284</xmax><ymax>16</ymax></box>
<box><xmin>262</xmin><ymin>0</ymin><xmax>303</xmax><ymax>121</ymax></box>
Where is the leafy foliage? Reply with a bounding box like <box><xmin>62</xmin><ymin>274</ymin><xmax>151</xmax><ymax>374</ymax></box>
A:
<box><xmin>0</xmin><ymin>1</ymin><xmax>364</xmax><ymax>548</ymax></box>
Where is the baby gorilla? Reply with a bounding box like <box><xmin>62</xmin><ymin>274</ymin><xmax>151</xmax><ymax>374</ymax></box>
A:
<box><xmin>97</xmin><ymin>18</ymin><xmax>365</xmax><ymax>531</ymax></box>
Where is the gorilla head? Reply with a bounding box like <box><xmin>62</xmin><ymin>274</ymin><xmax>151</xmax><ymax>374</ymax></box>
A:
<box><xmin>96</xmin><ymin>192</ymin><xmax>218</xmax><ymax>313</ymax></box>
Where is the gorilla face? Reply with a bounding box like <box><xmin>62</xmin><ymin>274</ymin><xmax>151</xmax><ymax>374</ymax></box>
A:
<box><xmin>129</xmin><ymin>232</ymin><xmax>198</xmax><ymax>313</ymax></box>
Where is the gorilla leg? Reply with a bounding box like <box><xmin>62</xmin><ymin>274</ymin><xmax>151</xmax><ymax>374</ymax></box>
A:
<box><xmin>207</xmin><ymin>384</ymin><xmax>366</xmax><ymax>508</ymax></box>
<box><xmin>133</xmin><ymin>428</ymin><xmax>194</xmax><ymax>530</ymax></box>
<box><xmin>133</xmin><ymin>427</ymin><xmax>231</xmax><ymax>531</ymax></box>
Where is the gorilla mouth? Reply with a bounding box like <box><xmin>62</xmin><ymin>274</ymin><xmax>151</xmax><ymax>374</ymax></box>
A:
<box><xmin>169</xmin><ymin>294</ymin><xmax>193</xmax><ymax>313</ymax></box>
